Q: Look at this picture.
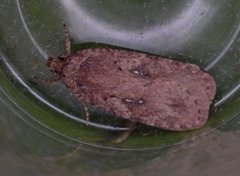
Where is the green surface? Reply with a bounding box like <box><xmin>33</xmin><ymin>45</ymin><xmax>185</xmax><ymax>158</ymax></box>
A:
<box><xmin>1</xmin><ymin>0</ymin><xmax>240</xmax><ymax>175</ymax></box>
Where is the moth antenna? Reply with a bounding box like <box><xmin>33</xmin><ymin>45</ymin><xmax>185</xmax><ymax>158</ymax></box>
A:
<box><xmin>63</xmin><ymin>22</ymin><xmax>71</xmax><ymax>56</ymax></box>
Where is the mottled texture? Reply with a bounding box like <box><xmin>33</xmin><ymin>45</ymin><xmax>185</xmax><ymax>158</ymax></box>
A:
<box><xmin>47</xmin><ymin>48</ymin><xmax>216</xmax><ymax>131</ymax></box>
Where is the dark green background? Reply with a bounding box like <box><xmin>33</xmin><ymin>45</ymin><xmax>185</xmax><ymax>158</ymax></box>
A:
<box><xmin>0</xmin><ymin>0</ymin><xmax>240</xmax><ymax>175</ymax></box>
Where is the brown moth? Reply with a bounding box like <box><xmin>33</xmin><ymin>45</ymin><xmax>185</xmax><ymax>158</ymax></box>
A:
<box><xmin>47</xmin><ymin>24</ymin><xmax>216</xmax><ymax>131</ymax></box>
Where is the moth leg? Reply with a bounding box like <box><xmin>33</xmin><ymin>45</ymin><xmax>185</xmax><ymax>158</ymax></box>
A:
<box><xmin>63</xmin><ymin>22</ymin><xmax>71</xmax><ymax>56</ymax></box>
<box><xmin>31</xmin><ymin>75</ymin><xmax>61</xmax><ymax>84</ymax></box>
<box><xmin>111</xmin><ymin>121</ymin><xmax>137</xmax><ymax>144</ymax></box>
<box><xmin>82</xmin><ymin>102</ymin><xmax>90</xmax><ymax>123</ymax></box>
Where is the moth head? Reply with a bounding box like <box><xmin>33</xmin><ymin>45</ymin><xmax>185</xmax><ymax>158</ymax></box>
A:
<box><xmin>46</xmin><ymin>56</ymin><xmax>65</xmax><ymax>74</ymax></box>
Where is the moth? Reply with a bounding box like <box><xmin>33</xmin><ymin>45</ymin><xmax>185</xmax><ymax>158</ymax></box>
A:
<box><xmin>47</xmin><ymin>24</ymin><xmax>216</xmax><ymax>131</ymax></box>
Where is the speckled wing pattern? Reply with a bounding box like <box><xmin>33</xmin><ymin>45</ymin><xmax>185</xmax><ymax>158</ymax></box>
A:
<box><xmin>61</xmin><ymin>48</ymin><xmax>216</xmax><ymax>131</ymax></box>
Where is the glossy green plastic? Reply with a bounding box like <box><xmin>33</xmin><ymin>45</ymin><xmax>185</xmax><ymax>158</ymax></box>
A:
<box><xmin>1</xmin><ymin>0</ymin><xmax>240</xmax><ymax>175</ymax></box>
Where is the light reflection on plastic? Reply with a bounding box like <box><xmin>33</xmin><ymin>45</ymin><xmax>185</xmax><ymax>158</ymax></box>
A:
<box><xmin>60</xmin><ymin>0</ymin><xmax>214</xmax><ymax>51</ymax></box>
